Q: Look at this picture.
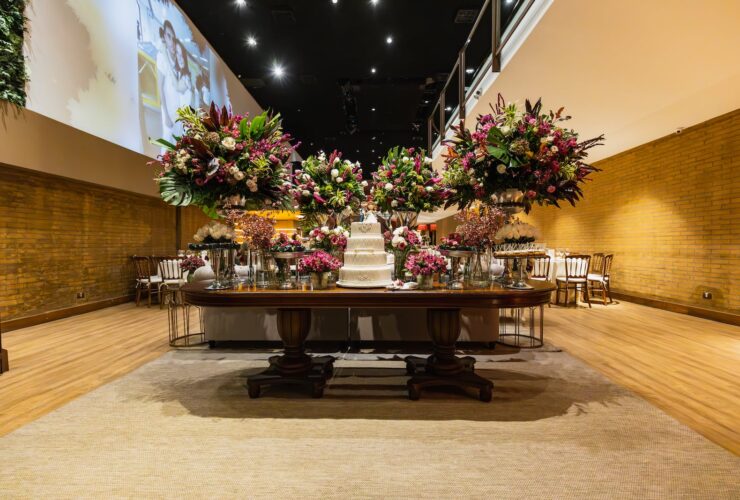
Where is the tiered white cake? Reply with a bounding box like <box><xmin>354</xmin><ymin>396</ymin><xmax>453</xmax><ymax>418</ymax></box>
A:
<box><xmin>337</xmin><ymin>218</ymin><xmax>393</xmax><ymax>288</ymax></box>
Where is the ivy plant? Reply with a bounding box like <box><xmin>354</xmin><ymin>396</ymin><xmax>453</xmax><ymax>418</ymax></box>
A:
<box><xmin>0</xmin><ymin>0</ymin><xmax>28</xmax><ymax>107</ymax></box>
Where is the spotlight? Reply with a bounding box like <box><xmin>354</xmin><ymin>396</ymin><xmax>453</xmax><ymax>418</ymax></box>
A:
<box><xmin>465</xmin><ymin>67</ymin><xmax>474</xmax><ymax>74</ymax></box>
<box><xmin>370</xmin><ymin>0</ymin><xmax>379</xmax><ymax>5</ymax></box>
<box><xmin>332</xmin><ymin>0</ymin><xmax>338</xmax><ymax>3</ymax></box>
<box><xmin>445</xmin><ymin>106</ymin><xmax>452</xmax><ymax>112</ymax></box>
<box><xmin>272</xmin><ymin>62</ymin><xmax>285</xmax><ymax>79</ymax></box>
<box><xmin>385</xmin><ymin>35</ymin><xmax>393</xmax><ymax>45</ymax></box>
<box><xmin>371</xmin><ymin>107</ymin><xmax>376</xmax><ymax>112</ymax></box>
<box><xmin>235</xmin><ymin>0</ymin><xmax>246</xmax><ymax>6</ymax></box>
<box><xmin>246</xmin><ymin>35</ymin><xmax>257</xmax><ymax>47</ymax></box>
<box><xmin>371</xmin><ymin>67</ymin><xmax>377</xmax><ymax>74</ymax></box>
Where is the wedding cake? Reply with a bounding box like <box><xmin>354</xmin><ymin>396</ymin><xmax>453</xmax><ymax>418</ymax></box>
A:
<box><xmin>337</xmin><ymin>215</ymin><xmax>393</xmax><ymax>288</ymax></box>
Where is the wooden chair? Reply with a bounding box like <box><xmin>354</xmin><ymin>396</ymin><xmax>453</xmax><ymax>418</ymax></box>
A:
<box><xmin>529</xmin><ymin>255</ymin><xmax>551</xmax><ymax>281</ymax></box>
<box><xmin>588</xmin><ymin>254</ymin><xmax>614</xmax><ymax>304</ymax></box>
<box><xmin>590</xmin><ymin>253</ymin><xmax>604</xmax><ymax>276</ymax></box>
<box><xmin>133</xmin><ymin>256</ymin><xmax>161</xmax><ymax>307</ymax></box>
<box><xmin>555</xmin><ymin>254</ymin><xmax>591</xmax><ymax>308</ymax></box>
<box><xmin>157</xmin><ymin>257</ymin><xmax>185</xmax><ymax>309</ymax></box>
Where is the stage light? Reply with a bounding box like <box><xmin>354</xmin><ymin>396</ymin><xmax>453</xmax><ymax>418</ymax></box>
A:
<box><xmin>272</xmin><ymin>62</ymin><xmax>285</xmax><ymax>79</ymax></box>
<box><xmin>246</xmin><ymin>35</ymin><xmax>257</xmax><ymax>47</ymax></box>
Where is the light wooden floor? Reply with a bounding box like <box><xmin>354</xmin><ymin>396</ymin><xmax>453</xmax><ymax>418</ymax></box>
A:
<box><xmin>1</xmin><ymin>300</ymin><xmax>738</xmax><ymax>454</ymax></box>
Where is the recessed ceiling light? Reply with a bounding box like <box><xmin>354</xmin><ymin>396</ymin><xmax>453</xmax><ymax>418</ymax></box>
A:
<box><xmin>370</xmin><ymin>0</ymin><xmax>379</xmax><ymax>5</ymax></box>
<box><xmin>371</xmin><ymin>136</ymin><xmax>376</xmax><ymax>140</ymax></box>
<box><xmin>297</xmin><ymin>108</ymin><xmax>302</xmax><ymax>112</ymax></box>
<box><xmin>445</xmin><ymin>106</ymin><xmax>452</xmax><ymax>112</ymax></box>
<box><xmin>465</xmin><ymin>67</ymin><xmax>474</xmax><ymax>74</ymax></box>
<box><xmin>424</xmin><ymin>99</ymin><xmax>429</xmax><ymax>104</ymax></box>
<box><xmin>371</xmin><ymin>107</ymin><xmax>376</xmax><ymax>112</ymax></box>
<box><xmin>371</xmin><ymin>149</ymin><xmax>375</xmax><ymax>153</ymax></box>
<box><xmin>235</xmin><ymin>0</ymin><xmax>246</xmax><ymax>6</ymax></box>
<box><xmin>331</xmin><ymin>0</ymin><xmax>338</xmax><ymax>4</ymax></box>
<box><xmin>506</xmin><ymin>0</ymin><xmax>515</xmax><ymax>4</ymax></box>
<box><xmin>272</xmin><ymin>62</ymin><xmax>285</xmax><ymax>78</ymax></box>
<box><xmin>246</xmin><ymin>35</ymin><xmax>257</xmax><ymax>47</ymax></box>
<box><xmin>385</xmin><ymin>35</ymin><xmax>393</xmax><ymax>45</ymax></box>
<box><xmin>370</xmin><ymin>67</ymin><xmax>376</xmax><ymax>74</ymax></box>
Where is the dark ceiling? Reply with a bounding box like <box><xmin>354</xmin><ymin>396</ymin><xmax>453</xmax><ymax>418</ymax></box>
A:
<box><xmin>176</xmin><ymin>0</ymin><xmax>502</xmax><ymax>172</ymax></box>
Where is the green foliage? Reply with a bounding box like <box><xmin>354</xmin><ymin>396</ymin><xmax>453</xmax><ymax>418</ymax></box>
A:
<box><xmin>0</xmin><ymin>0</ymin><xmax>28</xmax><ymax>106</ymax></box>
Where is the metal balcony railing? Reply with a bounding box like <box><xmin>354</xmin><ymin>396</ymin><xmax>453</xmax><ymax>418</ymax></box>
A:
<box><xmin>427</xmin><ymin>0</ymin><xmax>537</xmax><ymax>152</ymax></box>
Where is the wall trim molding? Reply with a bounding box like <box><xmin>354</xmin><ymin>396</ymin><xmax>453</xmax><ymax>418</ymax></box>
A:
<box><xmin>2</xmin><ymin>295</ymin><xmax>135</xmax><ymax>332</ymax></box>
<box><xmin>611</xmin><ymin>290</ymin><xmax>739</xmax><ymax>327</ymax></box>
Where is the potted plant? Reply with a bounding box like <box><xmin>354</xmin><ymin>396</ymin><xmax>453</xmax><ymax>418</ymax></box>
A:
<box><xmin>297</xmin><ymin>250</ymin><xmax>343</xmax><ymax>290</ymax></box>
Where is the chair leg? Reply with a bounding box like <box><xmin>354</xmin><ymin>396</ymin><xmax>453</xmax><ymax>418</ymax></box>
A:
<box><xmin>555</xmin><ymin>283</ymin><xmax>561</xmax><ymax>305</ymax></box>
<box><xmin>606</xmin><ymin>281</ymin><xmax>613</xmax><ymax>303</ymax></box>
<box><xmin>147</xmin><ymin>284</ymin><xmax>152</xmax><ymax>308</ymax></box>
<box><xmin>601</xmin><ymin>283</ymin><xmax>607</xmax><ymax>305</ymax></box>
<box><xmin>135</xmin><ymin>287</ymin><xmax>141</xmax><ymax>307</ymax></box>
<box><xmin>583</xmin><ymin>284</ymin><xmax>592</xmax><ymax>308</ymax></box>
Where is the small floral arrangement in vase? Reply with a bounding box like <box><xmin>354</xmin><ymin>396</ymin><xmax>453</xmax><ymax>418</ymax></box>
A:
<box><xmin>405</xmin><ymin>251</ymin><xmax>448</xmax><ymax>289</ymax></box>
<box><xmin>495</xmin><ymin>220</ymin><xmax>539</xmax><ymax>245</ymax></box>
<box><xmin>289</xmin><ymin>150</ymin><xmax>367</xmax><ymax>226</ymax></box>
<box><xmin>438</xmin><ymin>232</ymin><xmax>475</xmax><ymax>253</ymax></box>
<box><xmin>269</xmin><ymin>232</ymin><xmax>305</xmax><ymax>254</ymax></box>
<box><xmin>383</xmin><ymin>226</ymin><xmax>422</xmax><ymax>280</ymax></box>
<box><xmin>297</xmin><ymin>250</ymin><xmax>343</xmax><ymax>290</ymax></box>
<box><xmin>308</xmin><ymin>226</ymin><xmax>349</xmax><ymax>253</ymax></box>
<box><xmin>180</xmin><ymin>255</ymin><xmax>206</xmax><ymax>282</ymax></box>
<box><xmin>193</xmin><ymin>222</ymin><xmax>236</xmax><ymax>244</ymax></box>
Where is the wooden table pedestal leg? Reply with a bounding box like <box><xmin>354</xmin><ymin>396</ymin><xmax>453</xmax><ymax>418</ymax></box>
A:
<box><xmin>405</xmin><ymin>308</ymin><xmax>493</xmax><ymax>402</ymax></box>
<box><xmin>246</xmin><ymin>309</ymin><xmax>334</xmax><ymax>398</ymax></box>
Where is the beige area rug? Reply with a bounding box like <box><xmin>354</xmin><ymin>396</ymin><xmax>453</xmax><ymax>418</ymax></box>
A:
<box><xmin>1</xmin><ymin>348</ymin><xmax>738</xmax><ymax>499</ymax></box>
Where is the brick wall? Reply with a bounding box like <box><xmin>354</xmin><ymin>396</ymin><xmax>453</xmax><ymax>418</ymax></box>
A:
<box><xmin>0</xmin><ymin>165</ymin><xmax>177</xmax><ymax>321</ymax></box>
<box><xmin>520</xmin><ymin>110</ymin><xmax>739</xmax><ymax>313</ymax></box>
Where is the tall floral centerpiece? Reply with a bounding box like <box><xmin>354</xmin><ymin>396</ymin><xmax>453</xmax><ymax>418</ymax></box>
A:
<box><xmin>383</xmin><ymin>226</ymin><xmax>422</xmax><ymax>280</ymax></box>
<box><xmin>289</xmin><ymin>150</ymin><xmax>366</xmax><ymax>228</ymax></box>
<box><xmin>153</xmin><ymin>103</ymin><xmax>297</xmax><ymax>217</ymax></box>
<box><xmin>442</xmin><ymin>95</ymin><xmax>603</xmax><ymax>214</ymax></box>
<box><xmin>371</xmin><ymin>146</ymin><xmax>446</xmax><ymax>229</ymax></box>
<box><xmin>269</xmin><ymin>233</ymin><xmax>305</xmax><ymax>290</ymax></box>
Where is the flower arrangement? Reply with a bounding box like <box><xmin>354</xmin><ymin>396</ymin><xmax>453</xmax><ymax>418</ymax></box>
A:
<box><xmin>297</xmin><ymin>250</ymin><xmax>343</xmax><ymax>274</ymax></box>
<box><xmin>308</xmin><ymin>226</ymin><xmax>349</xmax><ymax>252</ymax></box>
<box><xmin>384</xmin><ymin>226</ymin><xmax>422</xmax><ymax>252</ymax></box>
<box><xmin>438</xmin><ymin>232</ymin><xmax>474</xmax><ymax>252</ymax></box>
<box><xmin>405</xmin><ymin>251</ymin><xmax>448</xmax><ymax>276</ymax></box>
<box><xmin>371</xmin><ymin>146</ymin><xmax>446</xmax><ymax>212</ymax></box>
<box><xmin>180</xmin><ymin>255</ymin><xmax>206</xmax><ymax>274</ymax></box>
<box><xmin>454</xmin><ymin>207</ymin><xmax>506</xmax><ymax>249</ymax></box>
<box><xmin>153</xmin><ymin>104</ymin><xmax>297</xmax><ymax>216</ymax></box>
<box><xmin>234</xmin><ymin>213</ymin><xmax>276</xmax><ymax>250</ymax></box>
<box><xmin>269</xmin><ymin>232</ymin><xmax>305</xmax><ymax>253</ymax></box>
<box><xmin>289</xmin><ymin>150</ymin><xmax>366</xmax><ymax>219</ymax></box>
<box><xmin>193</xmin><ymin>221</ymin><xmax>236</xmax><ymax>243</ymax></box>
<box><xmin>442</xmin><ymin>94</ymin><xmax>603</xmax><ymax>211</ymax></box>
<box><xmin>494</xmin><ymin>220</ymin><xmax>539</xmax><ymax>244</ymax></box>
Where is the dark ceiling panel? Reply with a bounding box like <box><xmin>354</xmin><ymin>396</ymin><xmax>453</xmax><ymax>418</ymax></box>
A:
<box><xmin>175</xmin><ymin>0</ymin><xmax>495</xmax><ymax>173</ymax></box>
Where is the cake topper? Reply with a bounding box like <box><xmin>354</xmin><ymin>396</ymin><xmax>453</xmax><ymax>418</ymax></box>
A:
<box><xmin>364</xmin><ymin>212</ymin><xmax>378</xmax><ymax>224</ymax></box>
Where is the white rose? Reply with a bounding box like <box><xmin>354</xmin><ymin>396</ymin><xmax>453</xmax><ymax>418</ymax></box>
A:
<box><xmin>550</xmin><ymin>145</ymin><xmax>558</xmax><ymax>153</ymax></box>
<box><xmin>221</xmin><ymin>136</ymin><xmax>236</xmax><ymax>150</ymax></box>
<box><xmin>302</xmin><ymin>190</ymin><xmax>311</xmax><ymax>197</ymax></box>
<box><xmin>234</xmin><ymin>171</ymin><xmax>245</xmax><ymax>181</ymax></box>
<box><xmin>500</xmin><ymin>125</ymin><xmax>511</xmax><ymax>135</ymax></box>
<box><xmin>391</xmin><ymin>236</ymin><xmax>404</xmax><ymax>248</ymax></box>
<box><xmin>361</xmin><ymin>180</ymin><xmax>368</xmax><ymax>187</ymax></box>
<box><xmin>336</xmin><ymin>177</ymin><xmax>344</xmax><ymax>183</ymax></box>
<box><xmin>333</xmin><ymin>157</ymin><xmax>340</xmax><ymax>164</ymax></box>
<box><xmin>424</xmin><ymin>157</ymin><xmax>433</xmax><ymax>164</ymax></box>
<box><xmin>402</xmin><ymin>156</ymin><xmax>410</xmax><ymax>162</ymax></box>
<box><xmin>496</xmin><ymin>164</ymin><xmax>507</xmax><ymax>174</ymax></box>
<box><xmin>321</xmin><ymin>226</ymin><xmax>330</xmax><ymax>232</ymax></box>
<box><xmin>384</xmin><ymin>182</ymin><xmax>393</xmax><ymax>191</ymax></box>
<box><xmin>391</xmin><ymin>200</ymin><xmax>398</xmax><ymax>207</ymax></box>
<box><xmin>331</xmin><ymin>168</ymin><xmax>339</xmax><ymax>178</ymax></box>
<box><xmin>425</xmin><ymin>186</ymin><xmax>433</xmax><ymax>192</ymax></box>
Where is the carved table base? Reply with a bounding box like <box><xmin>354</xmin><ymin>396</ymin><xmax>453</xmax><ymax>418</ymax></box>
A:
<box><xmin>246</xmin><ymin>309</ymin><xmax>334</xmax><ymax>398</ymax></box>
<box><xmin>405</xmin><ymin>308</ymin><xmax>493</xmax><ymax>402</ymax></box>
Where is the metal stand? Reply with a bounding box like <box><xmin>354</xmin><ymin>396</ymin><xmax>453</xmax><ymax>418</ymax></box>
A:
<box><xmin>497</xmin><ymin>304</ymin><xmax>544</xmax><ymax>348</ymax></box>
<box><xmin>168</xmin><ymin>296</ymin><xmax>206</xmax><ymax>347</ymax></box>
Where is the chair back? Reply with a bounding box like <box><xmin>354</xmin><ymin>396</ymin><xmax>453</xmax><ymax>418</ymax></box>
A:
<box><xmin>530</xmin><ymin>255</ymin><xmax>551</xmax><ymax>280</ymax></box>
<box><xmin>158</xmin><ymin>258</ymin><xmax>184</xmax><ymax>280</ymax></box>
<box><xmin>590</xmin><ymin>253</ymin><xmax>604</xmax><ymax>274</ymax></box>
<box><xmin>602</xmin><ymin>254</ymin><xmax>614</xmax><ymax>278</ymax></box>
<box><xmin>565</xmin><ymin>254</ymin><xmax>590</xmax><ymax>280</ymax></box>
<box><xmin>132</xmin><ymin>256</ymin><xmax>152</xmax><ymax>280</ymax></box>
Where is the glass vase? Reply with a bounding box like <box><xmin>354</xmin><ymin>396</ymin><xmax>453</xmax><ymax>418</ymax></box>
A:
<box><xmin>444</xmin><ymin>250</ymin><xmax>473</xmax><ymax>289</ymax></box>
<box><xmin>310</xmin><ymin>271</ymin><xmax>331</xmax><ymax>290</ymax></box>
<box><xmin>254</xmin><ymin>250</ymin><xmax>275</xmax><ymax>289</ymax></box>
<box><xmin>467</xmin><ymin>250</ymin><xmax>490</xmax><ymax>289</ymax></box>
<box><xmin>393</xmin><ymin>249</ymin><xmax>410</xmax><ymax>281</ymax></box>
<box><xmin>416</xmin><ymin>274</ymin><xmax>434</xmax><ymax>290</ymax></box>
<box><xmin>272</xmin><ymin>251</ymin><xmax>304</xmax><ymax>289</ymax></box>
<box><xmin>205</xmin><ymin>246</ymin><xmax>229</xmax><ymax>290</ymax></box>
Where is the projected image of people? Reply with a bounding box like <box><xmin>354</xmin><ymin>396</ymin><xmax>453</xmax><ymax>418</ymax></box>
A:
<box><xmin>136</xmin><ymin>0</ymin><xmax>231</xmax><ymax>150</ymax></box>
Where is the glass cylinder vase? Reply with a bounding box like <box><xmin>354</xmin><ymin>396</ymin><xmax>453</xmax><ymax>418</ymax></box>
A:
<box><xmin>467</xmin><ymin>249</ymin><xmax>490</xmax><ymax>289</ymax></box>
<box><xmin>416</xmin><ymin>274</ymin><xmax>434</xmax><ymax>290</ymax></box>
<box><xmin>310</xmin><ymin>271</ymin><xmax>331</xmax><ymax>290</ymax></box>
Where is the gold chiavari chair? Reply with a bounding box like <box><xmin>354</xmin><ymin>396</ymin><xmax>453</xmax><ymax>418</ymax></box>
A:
<box><xmin>555</xmin><ymin>254</ymin><xmax>592</xmax><ymax>308</ymax></box>
<box><xmin>132</xmin><ymin>256</ymin><xmax>162</xmax><ymax>307</ymax></box>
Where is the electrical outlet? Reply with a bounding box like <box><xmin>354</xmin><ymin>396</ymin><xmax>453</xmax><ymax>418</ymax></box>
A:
<box><xmin>76</xmin><ymin>291</ymin><xmax>85</xmax><ymax>299</ymax></box>
<box><xmin>702</xmin><ymin>291</ymin><xmax>712</xmax><ymax>300</ymax></box>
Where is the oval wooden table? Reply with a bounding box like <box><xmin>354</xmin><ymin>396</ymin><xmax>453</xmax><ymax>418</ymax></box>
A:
<box><xmin>181</xmin><ymin>281</ymin><xmax>555</xmax><ymax>401</ymax></box>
